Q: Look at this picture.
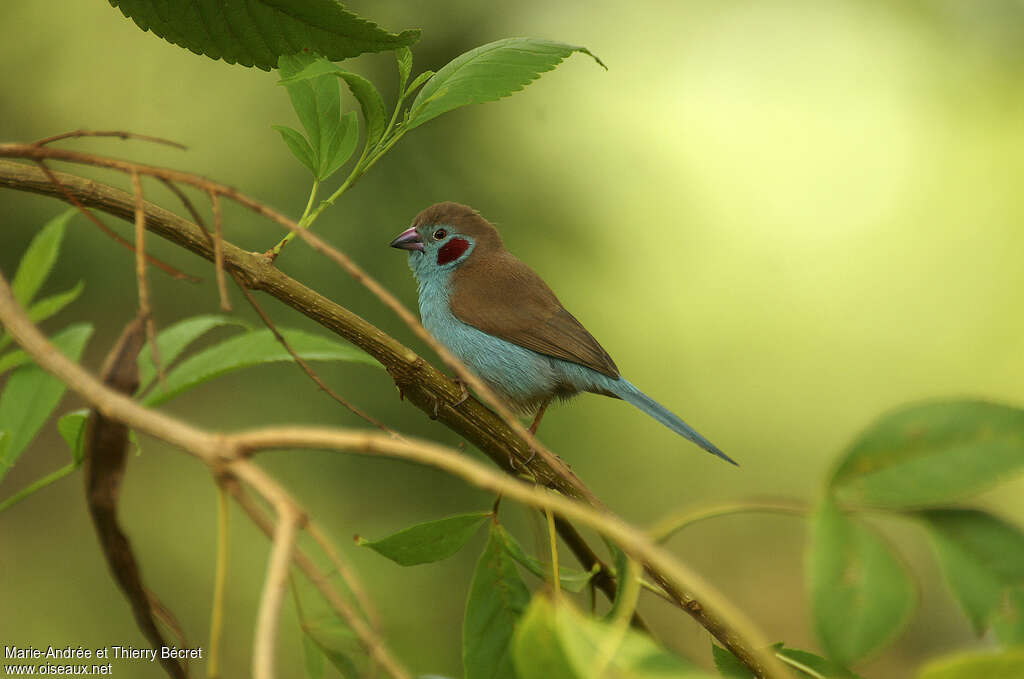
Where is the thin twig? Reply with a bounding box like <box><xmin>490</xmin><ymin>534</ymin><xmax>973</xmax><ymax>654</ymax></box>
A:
<box><xmin>33</xmin><ymin>129</ymin><xmax>188</xmax><ymax>150</ymax></box>
<box><xmin>0</xmin><ymin>143</ymin><xmax>587</xmax><ymax>503</ymax></box>
<box><xmin>0</xmin><ymin>159</ymin><xmax>787</xmax><ymax>678</ymax></box>
<box><xmin>207</xmin><ymin>482</ymin><xmax>230</xmax><ymax>679</ymax></box>
<box><xmin>209</xmin><ymin>191</ymin><xmax>231</xmax><ymax>311</ymax></box>
<box><xmin>306</xmin><ymin>520</ymin><xmax>382</xmax><ymax>631</ymax></box>
<box><xmin>130</xmin><ymin>170</ymin><xmax>163</xmax><ymax>388</ymax></box>
<box><xmin>249</xmin><ymin>489</ymin><xmax>300</xmax><ymax>679</ymax></box>
<box><xmin>33</xmin><ymin>160</ymin><xmax>197</xmax><ymax>281</ymax></box>
<box><xmin>222</xmin><ymin>475</ymin><xmax>411</xmax><ymax>679</ymax></box>
<box><xmin>158</xmin><ymin>176</ymin><xmax>397</xmax><ymax>437</ymax></box>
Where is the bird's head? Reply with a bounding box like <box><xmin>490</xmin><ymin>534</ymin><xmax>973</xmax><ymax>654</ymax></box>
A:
<box><xmin>389</xmin><ymin>202</ymin><xmax>502</xmax><ymax>280</ymax></box>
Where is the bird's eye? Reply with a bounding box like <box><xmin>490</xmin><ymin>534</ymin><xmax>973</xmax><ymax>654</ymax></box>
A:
<box><xmin>432</xmin><ymin>229</ymin><xmax>448</xmax><ymax>241</ymax></box>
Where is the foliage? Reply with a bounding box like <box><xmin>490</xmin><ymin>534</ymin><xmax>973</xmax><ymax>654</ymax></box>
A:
<box><xmin>107</xmin><ymin>0</ymin><xmax>419</xmax><ymax>70</ymax></box>
<box><xmin>2</xmin><ymin>2</ymin><xmax>1023</xmax><ymax>679</ymax></box>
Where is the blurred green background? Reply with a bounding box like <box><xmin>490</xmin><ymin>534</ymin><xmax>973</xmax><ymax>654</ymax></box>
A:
<box><xmin>3</xmin><ymin>1</ymin><xmax>1024</xmax><ymax>677</ymax></box>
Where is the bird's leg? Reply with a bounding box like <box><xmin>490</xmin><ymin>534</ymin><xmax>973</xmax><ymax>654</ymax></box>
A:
<box><xmin>521</xmin><ymin>397</ymin><xmax>553</xmax><ymax>466</ymax></box>
<box><xmin>529</xmin><ymin>398</ymin><xmax>551</xmax><ymax>435</ymax></box>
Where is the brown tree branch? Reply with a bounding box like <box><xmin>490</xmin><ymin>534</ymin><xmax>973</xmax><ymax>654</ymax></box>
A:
<box><xmin>0</xmin><ymin>269</ymin><xmax>790</xmax><ymax>679</ymax></box>
<box><xmin>0</xmin><ymin>158</ymin><xmax>782</xmax><ymax>678</ymax></box>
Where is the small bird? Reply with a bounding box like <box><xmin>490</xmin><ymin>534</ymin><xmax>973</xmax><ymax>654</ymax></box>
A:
<box><xmin>390</xmin><ymin>202</ymin><xmax>735</xmax><ymax>465</ymax></box>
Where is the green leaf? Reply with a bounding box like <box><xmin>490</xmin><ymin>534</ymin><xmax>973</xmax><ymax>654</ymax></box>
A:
<box><xmin>712</xmin><ymin>645</ymin><xmax>752</xmax><ymax>678</ymax></box>
<box><xmin>11</xmin><ymin>209</ymin><xmax>75</xmax><ymax>307</ymax></box>
<box><xmin>918</xmin><ymin>509</ymin><xmax>1024</xmax><ymax>634</ymax></box>
<box><xmin>713</xmin><ymin>643</ymin><xmax>864</xmax><ymax>679</ymax></box>
<box><xmin>303</xmin><ymin>620</ymin><xmax>360</xmax><ymax>679</ymax></box>
<box><xmin>141</xmin><ymin>327</ymin><xmax>374</xmax><ymax>406</ymax></box>
<box><xmin>404</xmin><ymin>70</ymin><xmax>434</xmax><ymax>97</ymax></box>
<box><xmin>278</xmin><ymin>53</ymin><xmax>344</xmax><ymax>178</ymax></box>
<box><xmin>357</xmin><ymin>511</ymin><xmax>490</xmax><ymax>566</ymax></box>
<box><xmin>107</xmin><ymin>0</ymin><xmax>419</xmax><ymax>71</ymax></box>
<box><xmin>915</xmin><ymin>647</ymin><xmax>1024</xmax><ymax>679</ymax></box>
<box><xmin>832</xmin><ymin>400</ymin><xmax>1024</xmax><ymax>508</ymax></box>
<box><xmin>465</xmin><ymin>524</ymin><xmax>532</xmax><ymax>679</ymax></box>
<box><xmin>396</xmin><ymin>46</ymin><xmax>412</xmax><ymax>93</ymax></box>
<box><xmin>994</xmin><ymin>587</ymin><xmax>1024</xmax><ymax>645</ymax></box>
<box><xmin>0</xmin><ymin>324</ymin><xmax>93</xmax><ymax>481</ymax></box>
<box><xmin>0</xmin><ymin>281</ymin><xmax>85</xmax><ymax>355</ymax></box>
<box><xmin>274</xmin><ymin>125</ymin><xmax>318</xmax><ymax>175</ymax></box>
<box><xmin>496</xmin><ymin>524</ymin><xmax>597</xmax><ymax>593</ymax></box>
<box><xmin>279</xmin><ymin>59</ymin><xmax>388</xmax><ymax>148</ymax></box>
<box><xmin>320</xmin><ymin>111</ymin><xmax>359</xmax><ymax>180</ymax></box>
<box><xmin>406</xmin><ymin>38</ymin><xmax>605</xmax><ymax>131</ymax></box>
<box><xmin>807</xmin><ymin>496</ymin><xmax>915</xmax><ymax>666</ymax></box>
<box><xmin>513</xmin><ymin>595</ymin><xmax>709</xmax><ymax>679</ymax></box>
<box><xmin>137</xmin><ymin>314</ymin><xmax>251</xmax><ymax>392</ymax></box>
<box><xmin>57</xmin><ymin>410</ymin><xmax>89</xmax><ymax>466</ymax></box>
<box><xmin>301</xmin><ymin>633</ymin><xmax>325</xmax><ymax>679</ymax></box>
<box><xmin>0</xmin><ymin>350</ymin><xmax>33</xmax><ymax>378</ymax></box>
<box><xmin>776</xmin><ymin>646</ymin><xmax>864</xmax><ymax>678</ymax></box>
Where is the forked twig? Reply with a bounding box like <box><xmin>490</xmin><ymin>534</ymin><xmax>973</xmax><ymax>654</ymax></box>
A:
<box><xmin>33</xmin><ymin>160</ymin><xmax>197</xmax><ymax>281</ymax></box>
<box><xmin>159</xmin><ymin>177</ymin><xmax>398</xmax><ymax>437</ymax></box>
<box><xmin>33</xmin><ymin>129</ymin><xmax>188</xmax><ymax>150</ymax></box>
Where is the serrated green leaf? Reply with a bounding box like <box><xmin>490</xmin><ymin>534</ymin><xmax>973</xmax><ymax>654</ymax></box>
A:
<box><xmin>513</xmin><ymin>595</ymin><xmax>708</xmax><ymax>679</ymax></box>
<box><xmin>279</xmin><ymin>54</ymin><xmax>324</xmax><ymax>153</ymax></box>
<box><xmin>320</xmin><ymin>111</ymin><xmax>359</xmax><ymax>180</ymax></box>
<box><xmin>405</xmin><ymin>70</ymin><xmax>434</xmax><ymax>96</ymax></box>
<box><xmin>357</xmin><ymin>511</ymin><xmax>490</xmax><ymax>566</ymax></box>
<box><xmin>0</xmin><ymin>324</ymin><xmax>93</xmax><ymax>481</ymax></box>
<box><xmin>832</xmin><ymin>400</ymin><xmax>1024</xmax><ymax>508</ymax></box>
<box><xmin>406</xmin><ymin>38</ymin><xmax>604</xmax><ymax>131</ymax></box>
<box><xmin>303</xmin><ymin>620</ymin><xmax>360</xmax><ymax>679</ymax></box>
<box><xmin>281</xmin><ymin>59</ymin><xmax>388</xmax><ymax>147</ymax></box>
<box><xmin>141</xmin><ymin>327</ymin><xmax>375</xmax><ymax>407</ymax></box>
<box><xmin>496</xmin><ymin>524</ymin><xmax>597</xmax><ymax>593</ymax></box>
<box><xmin>335</xmin><ymin>70</ymin><xmax>386</xmax><ymax>147</ymax></box>
<box><xmin>465</xmin><ymin>525</ymin><xmax>531</xmax><ymax>679</ymax></box>
<box><xmin>108</xmin><ymin>0</ymin><xmax>419</xmax><ymax>71</ymax></box>
<box><xmin>919</xmin><ymin>509</ymin><xmax>1024</xmax><ymax>634</ymax></box>
<box><xmin>712</xmin><ymin>644</ymin><xmax>752</xmax><ymax>678</ymax></box>
<box><xmin>396</xmin><ymin>46</ymin><xmax>412</xmax><ymax>93</ymax></box>
<box><xmin>274</xmin><ymin>125</ymin><xmax>318</xmax><ymax>175</ymax></box>
<box><xmin>915</xmin><ymin>647</ymin><xmax>1024</xmax><ymax>679</ymax></box>
<box><xmin>137</xmin><ymin>314</ymin><xmax>251</xmax><ymax>392</ymax></box>
<box><xmin>11</xmin><ymin>209</ymin><xmax>75</xmax><ymax>308</ymax></box>
<box><xmin>57</xmin><ymin>410</ymin><xmax>89</xmax><ymax>466</ymax></box>
<box><xmin>807</xmin><ymin>496</ymin><xmax>915</xmax><ymax>666</ymax></box>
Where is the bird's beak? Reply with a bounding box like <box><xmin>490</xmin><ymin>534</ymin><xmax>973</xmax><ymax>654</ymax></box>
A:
<box><xmin>389</xmin><ymin>227</ymin><xmax>424</xmax><ymax>252</ymax></box>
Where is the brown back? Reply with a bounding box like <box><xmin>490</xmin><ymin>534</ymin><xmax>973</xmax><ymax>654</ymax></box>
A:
<box><xmin>450</xmin><ymin>248</ymin><xmax>620</xmax><ymax>379</ymax></box>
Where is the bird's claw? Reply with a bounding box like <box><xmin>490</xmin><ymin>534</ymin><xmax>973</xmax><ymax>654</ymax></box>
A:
<box><xmin>452</xmin><ymin>378</ymin><xmax>469</xmax><ymax>406</ymax></box>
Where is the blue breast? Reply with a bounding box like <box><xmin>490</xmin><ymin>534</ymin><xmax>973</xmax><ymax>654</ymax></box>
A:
<box><xmin>414</xmin><ymin>265</ymin><xmax>565</xmax><ymax>409</ymax></box>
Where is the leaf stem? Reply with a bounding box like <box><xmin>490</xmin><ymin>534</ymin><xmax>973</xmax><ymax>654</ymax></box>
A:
<box><xmin>0</xmin><ymin>462</ymin><xmax>77</xmax><ymax>513</ymax></box>
<box><xmin>546</xmin><ymin>505</ymin><xmax>561</xmax><ymax>599</ymax></box>
<box><xmin>269</xmin><ymin>179</ymin><xmax>319</xmax><ymax>257</ymax></box>
<box><xmin>207</xmin><ymin>483</ymin><xmax>230</xmax><ymax>679</ymax></box>
<box><xmin>649</xmin><ymin>500</ymin><xmax>810</xmax><ymax>544</ymax></box>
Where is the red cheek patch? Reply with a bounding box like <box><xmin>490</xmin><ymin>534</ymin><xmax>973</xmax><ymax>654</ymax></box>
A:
<box><xmin>437</xmin><ymin>237</ymin><xmax>470</xmax><ymax>265</ymax></box>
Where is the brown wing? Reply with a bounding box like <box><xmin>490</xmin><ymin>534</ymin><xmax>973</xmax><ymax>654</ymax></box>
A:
<box><xmin>450</xmin><ymin>251</ymin><xmax>619</xmax><ymax>378</ymax></box>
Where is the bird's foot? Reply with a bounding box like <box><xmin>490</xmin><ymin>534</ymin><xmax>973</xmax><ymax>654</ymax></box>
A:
<box><xmin>429</xmin><ymin>394</ymin><xmax>440</xmax><ymax>420</ymax></box>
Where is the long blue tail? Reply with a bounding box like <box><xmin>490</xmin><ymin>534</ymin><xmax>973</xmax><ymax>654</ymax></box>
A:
<box><xmin>606</xmin><ymin>378</ymin><xmax>737</xmax><ymax>465</ymax></box>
